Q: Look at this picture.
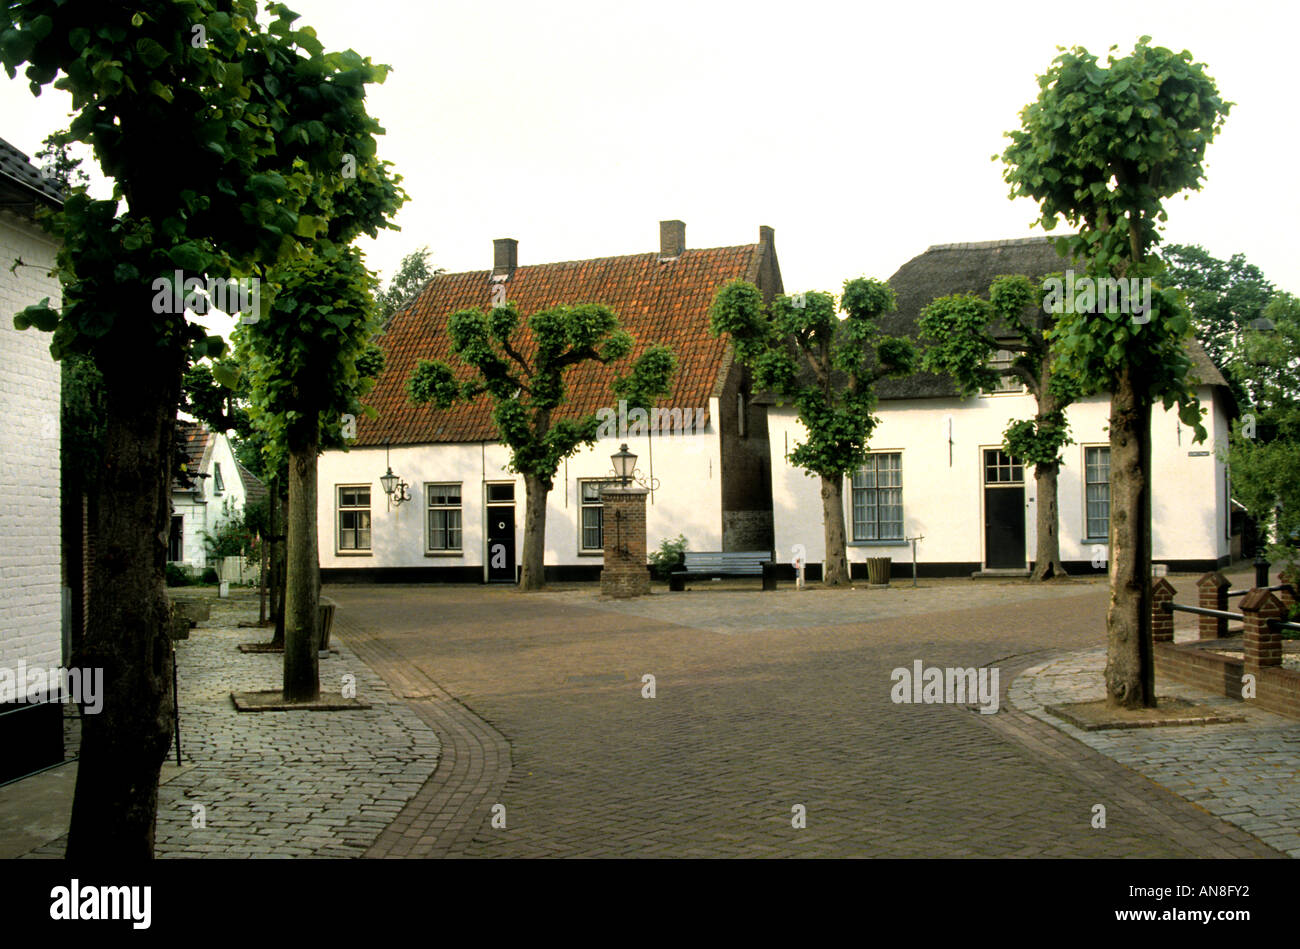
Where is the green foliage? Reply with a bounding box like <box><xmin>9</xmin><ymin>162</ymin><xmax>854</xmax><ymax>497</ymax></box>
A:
<box><xmin>199</xmin><ymin>498</ymin><xmax>257</xmax><ymax>561</ymax></box>
<box><xmin>238</xmin><ymin>241</ymin><xmax>389</xmax><ymax>465</ymax></box>
<box><xmin>377</xmin><ymin>246</ymin><xmax>440</xmax><ymax>324</ymax></box>
<box><xmin>408</xmin><ymin>302</ymin><xmax>676</xmax><ymax>490</ymax></box>
<box><xmin>1160</xmin><ymin>244</ymin><xmax>1275</xmax><ymax>404</ymax></box>
<box><xmin>1003</xmin><ymin>412</ymin><xmax>1072</xmax><ymax>467</ymax></box>
<box><xmin>61</xmin><ymin>351</ymin><xmax>105</xmax><ymax>473</ymax></box>
<box><xmin>1224</xmin><ymin>291</ymin><xmax>1300</xmax><ymax>576</ymax></box>
<box><xmin>1000</xmin><ymin>37</ymin><xmax>1231</xmax><ymax>267</ymax></box>
<box><xmin>201</xmin><ymin>567</ymin><xmax>219</xmax><ymax>585</ymax></box>
<box><xmin>33</xmin><ymin>129</ymin><xmax>89</xmax><ymax>192</ymax></box>
<box><xmin>648</xmin><ymin>533</ymin><xmax>688</xmax><ymax>580</ymax></box>
<box><xmin>1000</xmin><ymin>37</ymin><xmax>1230</xmax><ymax>443</ymax></box>
<box><xmin>164</xmin><ymin>563</ymin><xmax>193</xmax><ymax>587</ymax></box>
<box><xmin>4</xmin><ymin>1</ymin><xmax>387</xmax><ymax>363</ymax></box>
<box><xmin>711</xmin><ymin>278</ymin><xmax>916</xmax><ymax>479</ymax></box>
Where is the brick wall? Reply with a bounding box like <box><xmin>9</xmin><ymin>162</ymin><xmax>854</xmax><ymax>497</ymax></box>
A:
<box><xmin>600</xmin><ymin>487</ymin><xmax>649</xmax><ymax>597</ymax></box>
<box><xmin>0</xmin><ymin>211</ymin><xmax>63</xmax><ymax>697</ymax></box>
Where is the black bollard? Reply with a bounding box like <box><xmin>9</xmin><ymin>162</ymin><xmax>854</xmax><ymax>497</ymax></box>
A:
<box><xmin>1254</xmin><ymin>549</ymin><xmax>1270</xmax><ymax>589</ymax></box>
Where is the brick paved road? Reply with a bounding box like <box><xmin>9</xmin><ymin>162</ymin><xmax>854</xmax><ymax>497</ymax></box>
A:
<box><xmin>328</xmin><ymin>580</ymin><xmax>1282</xmax><ymax>858</ymax></box>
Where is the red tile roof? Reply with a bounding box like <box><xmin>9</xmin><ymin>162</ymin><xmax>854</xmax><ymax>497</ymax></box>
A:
<box><xmin>357</xmin><ymin>243</ymin><xmax>765</xmax><ymax>446</ymax></box>
<box><xmin>174</xmin><ymin>421</ymin><xmax>212</xmax><ymax>490</ymax></box>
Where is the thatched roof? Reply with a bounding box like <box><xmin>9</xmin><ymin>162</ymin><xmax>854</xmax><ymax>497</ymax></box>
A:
<box><xmin>757</xmin><ymin>236</ymin><xmax>1229</xmax><ymax>404</ymax></box>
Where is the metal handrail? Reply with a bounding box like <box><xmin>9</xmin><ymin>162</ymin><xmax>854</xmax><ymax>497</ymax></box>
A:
<box><xmin>1227</xmin><ymin>583</ymin><xmax>1292</xmax><ymax>598</ymax></box>
<box><xmin>1163</xmin><ymin>602</ymin><xmax>1243</xmax><ymax>621</ymax></box>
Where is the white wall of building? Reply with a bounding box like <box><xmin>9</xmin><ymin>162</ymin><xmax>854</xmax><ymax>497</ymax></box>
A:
<box><xmin>0</xmin><ymin>211</ymin><xmax>63</xmax><ymax>689</ymax></box>
<box><xmin>171</xmin><ymin>431</ymin><xmax>254</xmax><ymax>569</ymax></box>
<box><xmin>768</xmin><ymin>387</ymin><xmax>1230</xmax><ymax>572</ymax></box>
<box><xmin>318</xmin><ymin>399</ymin><xmax>724</xmax><ymax>575</ymax></box>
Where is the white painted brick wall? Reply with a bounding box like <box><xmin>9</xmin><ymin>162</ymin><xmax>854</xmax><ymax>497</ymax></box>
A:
<box><xmin>0</xmin><ymin>210</ymin><xmax>63</xmax><ymax>698</ymax></box>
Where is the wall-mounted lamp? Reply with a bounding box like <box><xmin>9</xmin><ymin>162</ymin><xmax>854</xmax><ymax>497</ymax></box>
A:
<box><xmin>380</xmin><ymin>442</ymin><xmax>409</xmax><ymax>511</ymax></box>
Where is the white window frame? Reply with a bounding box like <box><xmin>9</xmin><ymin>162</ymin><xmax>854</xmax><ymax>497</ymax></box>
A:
<box><xmin>578</xmin><ymin>479</ymin><xmax>611</xmax><ymax>552</ymax></box>
<box><xmin>336</xmin><ymin>484</ymin><xmax>372</xmax><ymax>554</ymax></box>
<box><xmin>850</xmin><ymin>452</ymin><xmax>904</xmax><ymax>542</ymax></box>
<box><xmin>1083</xmin><ymin>445</ymin><xmax>1110</xmax><ymax>542</ymax></box>
<box><xmin>426</xmin><ymin>482</ymin><xmax>463</xmax><ymax>553</ymax></box>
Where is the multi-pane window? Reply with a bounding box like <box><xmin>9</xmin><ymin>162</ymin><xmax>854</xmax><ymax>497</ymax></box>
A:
<box><xmin>983</xmin><ymin>449</ymin><xmax>1024</xmax><ymax>484</ymax></box>
<box><xmin>1085</xmin><ymin>447</ymin><xmax>1110</xmax><ymax>540</ymax></box>
<box><xmin>337</xmin><ymin>485</ymin><xmax>371</xmax><ymax>551</ymax></box>
<box><xmin>851</xmin><ymin>453</ymin><xmax>904</xmax><ymax>541</ymax></box>
<box><xmin>985</xmin><ymin>350</ymin><xmax>1023</xmax><ymax>394</ymax></box>
<box><xmin>579</xmin><ymin>480</ymin><xmax>608</xmax><ymax>551</ymax></box>
<box><xmin>427</xmin><ymin>483</ymin><xmax>462</xmax><ymax>552</ymax></box>
<box><xmin>213</xmin><ymin>462</ymin><xmax>225</xmax><ymax>493</ymax></box>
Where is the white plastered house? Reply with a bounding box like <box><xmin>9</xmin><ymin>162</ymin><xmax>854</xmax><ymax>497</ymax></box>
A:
<box><xmin>170</xmin><ymin>420</ymin><xmax>266</xmax><ymax>570</ymax></box>
<box><xmin>764</xmin><ymin>238</ymin><xmax>1236</xmax><ymax>580</ymax></box>
<box><xmin>317</xmin><ymin>221</ymin><xmax>782</xmax><ymax>582</ymax></box>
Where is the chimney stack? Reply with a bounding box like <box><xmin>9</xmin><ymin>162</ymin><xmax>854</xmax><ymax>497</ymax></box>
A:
<box><xmin>659</xmin><ymin>220</ymin><xmax>685</xmax><ymax>259</ymax></box>
<box><xmin>759</xmin><ymin>225</ymin><xmax>774</xmax><ymax>246</ymax></box>
<box><xmin>493</xmin><ymin>238</ymin><xmax>518</xmax><ymax>278</ymax></box>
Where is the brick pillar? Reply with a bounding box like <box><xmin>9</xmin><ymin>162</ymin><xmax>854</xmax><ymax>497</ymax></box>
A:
<box><xmin>1151</xmin><ymin>576</ymin><xmax>1176</xmax><ymax>643</ymax></box>
<box><xmin>1196</xmin><ymin>570</ymin><xmax>1230</xmax><ymax>639</ymax></box>
<box><xmin>600</xmin><ymin>487</ymin><xmax>649</xmax><ymax>598</ymax></box>
<box><xmin>1277</xmin><ymin>570</ymin><xmax>1297</xmax><ymax>613</ymax></box>
<box><xmin>1239</xmin><ymin>588</ymin><xmax>1283</xmax><ymax>672</ymax></box>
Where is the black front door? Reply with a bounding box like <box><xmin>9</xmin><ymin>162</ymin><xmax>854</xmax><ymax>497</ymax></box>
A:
<box><xmin>983</xmin><ymin>449</ymin><xmax>1025</xmax><ymax>569</ymax></box>
<box><xmin>486</xmin><ymin>505</ymin><xmax>515</xmax><ymax>583</ymax></box>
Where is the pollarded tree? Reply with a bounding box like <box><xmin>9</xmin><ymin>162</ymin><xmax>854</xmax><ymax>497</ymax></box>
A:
<box><xmin>1001</xmin><ymin>37</ymin><xmax>1230</xmax><ymax>708</ymax></box>
<box><xmin>408</xmin><ymin>304</ymin><xmax>676</xmax><ymax>590</ymax></box>
<box><xmin>920</xmin><ymin>274</ymin><xmax>1078</xmax><ymax>580</ymax></box>
<box><xmin>709</xmin><ymin>279</ymin><xmax>917</xmax><ymax>586</ymax></box>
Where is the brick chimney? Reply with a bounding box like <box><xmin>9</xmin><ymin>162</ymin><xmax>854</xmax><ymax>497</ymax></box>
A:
<box><xmin>493</xmin><ymin>238</ymin><xmax>518</xmax><ymax>278</ymax></box>
<box><xmin>659</xmin><ymin>220</ymin><xmax>685</xmax><ymax>259</ymax></box>
<box><xmin>759</xmin><ymin>225</ymin><xmax>774</xmax><ymax>246</ymax></box>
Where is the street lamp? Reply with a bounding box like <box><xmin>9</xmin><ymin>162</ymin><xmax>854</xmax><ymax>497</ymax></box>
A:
<box><xmin>610</xmin><ymin>444</ymin><xmax>636</xmax><ymax>486</ymax></box>
<box><xmin>607</xmin><ymin>443</ymin><xmax>660</xmax><ymax>491</ymax></box>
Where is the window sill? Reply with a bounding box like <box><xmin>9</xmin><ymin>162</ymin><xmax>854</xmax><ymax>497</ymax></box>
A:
<box><xmin>1081</xmin><ymin>539</ymin><xmax>1108</xmax><ymax>545</ymax></box>
<box><xmin>577</xmin><ymin>550</ymin><xmax>604</xmax><ymax>557</ymax></box>
<box><xmin>425</xmin><ymin>551</ymin><xmax>464</xmax><ymax>558</ymax></box>
<box><xmin>849</xmin><ymin>540</ymin><xmax>907</xmax><ymax>547</ymax></box>
<box><xmin>334</xmin><ymin>550</ymin><xmax>372</xmax><ymax>557</ymax></box>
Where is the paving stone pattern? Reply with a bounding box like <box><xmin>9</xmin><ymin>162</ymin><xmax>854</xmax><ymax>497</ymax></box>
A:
<box><xmin>1013</xmin><ymin>638</ymin><xmax>1300</xmax><ymax>858</ymax></box>
<box><xmin>328</xmin><ymin>580</ymin><xmax>1286</xmax><ymax>858</ymax></box>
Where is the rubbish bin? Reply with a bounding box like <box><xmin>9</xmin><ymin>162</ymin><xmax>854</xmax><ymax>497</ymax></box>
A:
<box><xmin>866</xmin><ymin>557</ymin><xmax>891</xmax><ymax>587</ymax></box>
<box><xmin>317</xmin><ymin>598</ymin><xmax>336</xmax><ymax>653</ymax></box>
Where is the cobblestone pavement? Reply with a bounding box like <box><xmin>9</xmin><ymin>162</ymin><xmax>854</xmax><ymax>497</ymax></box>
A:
<box><xmin>328</xmin><ymin>577</ymin><xmax>1285</xmax><ymax>858</ymax></box>
<box><xmin>23</xmin><ymin>593</ymin><xmax>440</xmax><ymax>858</ymax></box>
<box><xmin>1012</xmin><ymin>637</ymin><xmax>1300</xmax><ymax>858</ymax></box>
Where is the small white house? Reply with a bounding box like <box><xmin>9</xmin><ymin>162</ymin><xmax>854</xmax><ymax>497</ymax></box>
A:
<box><xmin>170</xmin><ymin>420</ymin><xmax>266</xmax><ymax>571</ymax></box>
<box><xmin>0</xmin><ymin>135</ymin><xmax>64</xmax><ymax>781</ymax></box>
<box><xmin>765</xmin><ymin>238</ymin><xmax>1236</xmax><ymax>579</ymax></box>
<box><xmin>318</xmin><ymin>221</ymin><xmax>782</xmax><ymax>582</ymax></box>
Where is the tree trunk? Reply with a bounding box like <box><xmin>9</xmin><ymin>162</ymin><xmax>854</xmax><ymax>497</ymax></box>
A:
<box><xmin>1104</xmin><ymin>367</ymin><xmax>1155</xmax><ymax>708</ymax></box>
<box><xmin>269</xmin><ymin>480</ymin><xmax>285</xmax><ymax>646</ymax></box>
<box><xmin>821</xmin><ymin>474</ymin><xmax>850</xmax><ymax>586</ymax></box>
<box><xmin>66</xmin><ymin>344</ymin><xmax>180</xmax><ymax>859</ymax></box>
<box><xmin>520</xmin><ymin>473</ymin><xmax>548</xmax><ymax>591</ymax></box>
<box><xmin>1030</xmin><ymin>461</ymin><xmax>1068</xmax><ymax>581</ymax></box>
<box><xmin>282</xmin><ymin>424</ymin><xmax>320</xmax><ymax>702</ymax></box>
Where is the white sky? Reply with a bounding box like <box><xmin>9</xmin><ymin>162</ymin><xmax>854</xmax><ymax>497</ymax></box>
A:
<box><xmin>3</xmin><ymin>0</ymin><xmax>1297</xmax><ymax>343</ymax></box>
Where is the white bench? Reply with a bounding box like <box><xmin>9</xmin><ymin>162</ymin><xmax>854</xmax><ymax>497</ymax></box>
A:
<box><xmin>669</xmin><ymin>551</ymin><xmax>776</xmax><ymax>591</ymax></box>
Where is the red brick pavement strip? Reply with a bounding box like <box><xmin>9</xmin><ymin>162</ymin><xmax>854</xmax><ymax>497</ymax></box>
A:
<box><xmin>329</xmin><ymin>581</ymin><xmax>1285</xmax><ymax>859</ymax></box>
<box><xmin>334</xmin><ymin>612</ymin><xmax>512</xmax><ymax>859</ymax></box>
